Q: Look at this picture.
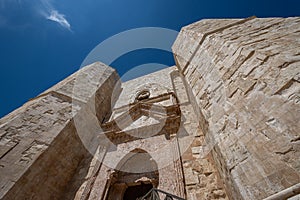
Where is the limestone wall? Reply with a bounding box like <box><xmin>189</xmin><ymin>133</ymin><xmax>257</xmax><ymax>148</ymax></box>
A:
<box><xmin>173</xmin><ymin>17</ymin><xmax>300</xmax><ymax>199</ymax></box>
<box><xmin>1</xmin><ymin>16</ymin><xmax>299</xmax><ymax>200</ymax></box>
<box><xmin>0</xmin><ymin>62</ymin><xmax>120</xmax><ymax>199</ymax></box>
<box><xmin>107</xmin><ymin>66</ymin><xmax>228</xmax><ymax>199</ymax></box>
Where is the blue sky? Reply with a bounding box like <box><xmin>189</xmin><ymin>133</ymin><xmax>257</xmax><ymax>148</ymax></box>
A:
<box><xmin>0</xmin><ymin>0</ymin><xmax>299</xmax><ymax>117</ymax></box>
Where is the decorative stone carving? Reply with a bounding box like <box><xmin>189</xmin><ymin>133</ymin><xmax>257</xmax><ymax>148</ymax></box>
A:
<box><xmin>1</xmin><ymin>17</ymin><xmax>299</xmax><ymax>200</ymax></box>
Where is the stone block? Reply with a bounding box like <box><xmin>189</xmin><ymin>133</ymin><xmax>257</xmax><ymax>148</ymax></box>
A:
<box><xmin>184</xmin><ymin>167</ymin><xmax>199</xmax><ymax>185</ymax></box>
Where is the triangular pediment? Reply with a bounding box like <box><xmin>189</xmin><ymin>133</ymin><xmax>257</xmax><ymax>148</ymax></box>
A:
<box><xmin>101</xmin><ymin>92</ymin><xmax>180</xmax><ymax>132</ymax></box>
<box><xmin>101</xmin><ymin>93</ymin><xmax>181</xmax><ymax>144</ymax></box>
<box><xmin>123</xmin><ymin>115</ymin><xmax>161</xmax><ymax>131</ymax></box>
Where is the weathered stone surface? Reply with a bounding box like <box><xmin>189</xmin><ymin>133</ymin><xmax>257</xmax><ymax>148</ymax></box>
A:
<box><xmin>72</xmin><ymin>66</ymin><xmax>227</xmax><ymax>200</ymax></box>
<box><xmin>1</xmin><ymin>17</ymin><xmax>299</xmax><ymax>200</ymax></box>
<box><xmin>173</xmin><ymin>17</ymin><xmax>300</xmax><ymax>199</ymax></box>
<box><xmin>0</xmin><ymin>62</ymin><xmax>120</xmax><ymax>199</ymax></box>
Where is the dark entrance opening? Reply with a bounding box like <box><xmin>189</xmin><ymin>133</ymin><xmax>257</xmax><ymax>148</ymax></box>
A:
<box><xmin>123</xmin><ymin>183</ymin><xmax>153</xmax><ymax>200</ymax></box>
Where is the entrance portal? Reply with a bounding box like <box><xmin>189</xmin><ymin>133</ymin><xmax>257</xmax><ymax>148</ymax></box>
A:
<box><xmin>105</xmin><ymin>149</ymin><xmax>159</xmax><ymax>200</ymax></box>
<box><xmin>123</xmin><ymin>183</ymin><xmax>153</xmax><ymax>200</ymax></box>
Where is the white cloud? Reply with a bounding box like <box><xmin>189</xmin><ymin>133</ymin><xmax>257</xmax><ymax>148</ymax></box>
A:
<box><xmin>0</xmin><ymin>0</ymin><xmax>72</xmax><ymax>31</ymax></box>
<box><xmin>47</xmin><ymin>10</ymin><xmax>71</xmax><ymax>30</ymax></box>
<box><xmin>39</xmin><ymin>0</ymin><xmax>71</xmax><ymax>31</ymax></box>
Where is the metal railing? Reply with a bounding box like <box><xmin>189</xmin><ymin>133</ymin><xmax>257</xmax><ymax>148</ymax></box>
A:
<box><xmin>138</xmin><ymin>188</ymin><xmax>185</xmax><ymax>200</ymax></box>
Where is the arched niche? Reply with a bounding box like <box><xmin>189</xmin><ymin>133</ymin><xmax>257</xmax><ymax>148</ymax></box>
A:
<box><xmin>105</xmin><ymin>149</ymin><xmax>159</xmax><ymax>200</ymax></box>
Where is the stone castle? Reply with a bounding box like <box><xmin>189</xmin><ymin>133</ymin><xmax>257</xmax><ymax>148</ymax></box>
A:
<box><xmin>0</xmin><ymin>17</ymin><xmax>299</xmax><ymax>200</ymax></box>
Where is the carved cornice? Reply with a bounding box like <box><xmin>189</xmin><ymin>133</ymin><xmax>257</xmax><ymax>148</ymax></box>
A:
<box><xmin>100</xmin><ymin>93</ymin><xmax>181</xmax><ymax>144</ymax></box>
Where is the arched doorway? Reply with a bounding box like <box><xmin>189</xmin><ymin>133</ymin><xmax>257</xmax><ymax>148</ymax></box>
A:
<box><xmin>105</xmin><ymin>149</ymin><xmax>159</xmax><ymax>200</ymax></box>
<box><xmin>123</xmin><ymin>183</ymin><xmax>153</xmax><ymax>200</ymax></box>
